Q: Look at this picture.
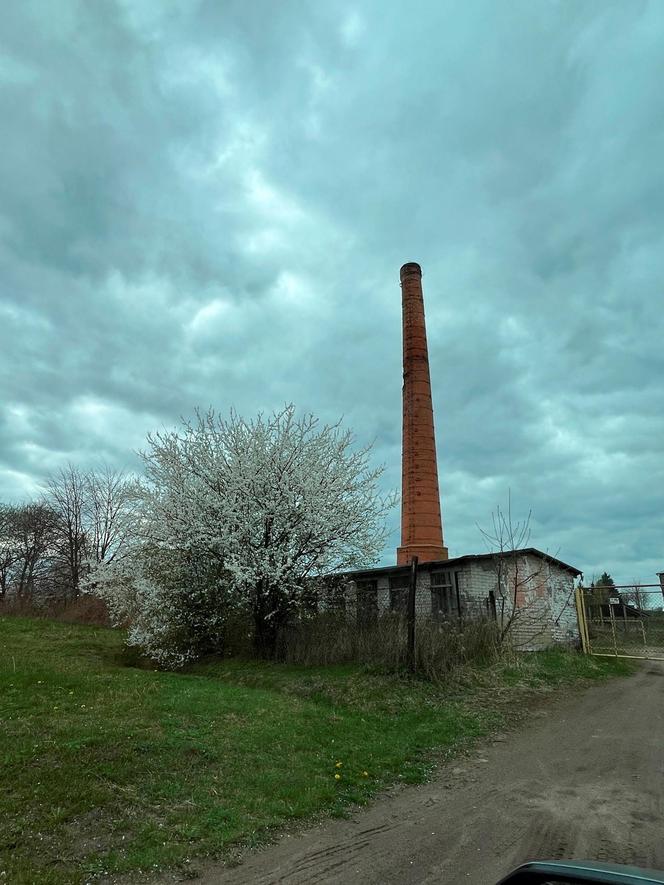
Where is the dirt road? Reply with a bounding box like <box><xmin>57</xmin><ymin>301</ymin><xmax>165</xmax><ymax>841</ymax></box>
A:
<box><xmin>201</xmin><ymin>662</ymin><xmax>664</xmax><ymax>884</ymax></box>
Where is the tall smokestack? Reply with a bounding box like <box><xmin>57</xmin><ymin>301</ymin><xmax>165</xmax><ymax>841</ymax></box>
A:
<box><xmin>396</xmin><ymin>262</ymin><xmax>448</xmax><ymax>566</ymax></box>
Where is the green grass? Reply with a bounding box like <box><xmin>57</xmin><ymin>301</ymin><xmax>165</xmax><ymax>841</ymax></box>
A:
<box><xmin>0</xmin><ymin>617</ymin><xmax>635</xmax><ymax>884</ymax></box>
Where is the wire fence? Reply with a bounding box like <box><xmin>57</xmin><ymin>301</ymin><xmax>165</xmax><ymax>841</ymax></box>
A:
<box><xmin>577</xmin><ymin>584</ymin><xmax>664</xmax><ymax>661</ymax></box>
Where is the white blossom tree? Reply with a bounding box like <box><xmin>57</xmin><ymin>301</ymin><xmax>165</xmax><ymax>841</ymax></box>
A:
<box><xmin>94</xmin><ymin>404</ymin><xmax>397</xmax><ymax>665</ymax></box>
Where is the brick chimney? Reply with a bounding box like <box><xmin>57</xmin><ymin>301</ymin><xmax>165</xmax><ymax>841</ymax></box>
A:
<box><xmin>396</xmin><ymin>262</ymin><xmax>448</xmax><ymax>566</ymax></box>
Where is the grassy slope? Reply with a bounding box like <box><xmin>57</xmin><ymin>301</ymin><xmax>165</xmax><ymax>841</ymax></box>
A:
<box><xmin>0</xmin><ymin>617</ymin><xmax>635</xmax><ymax>884</ymax></box>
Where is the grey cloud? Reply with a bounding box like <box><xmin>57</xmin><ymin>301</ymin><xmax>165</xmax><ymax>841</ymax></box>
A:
<box><xmin>1</xmin><ymin>0</ymin><xmax>663</xmax><ymax>584</ymax></box>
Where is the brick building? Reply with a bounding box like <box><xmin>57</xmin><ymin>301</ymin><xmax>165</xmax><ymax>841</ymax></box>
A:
<box><xmin>334</xmin><ymin>549</ymin><xmax>581</xmax><ymax>650</ymax></box>
<box><xmin>329</xmin><ymin>262</ymin><xmax>581</xmax><ymax>649</ymax></box>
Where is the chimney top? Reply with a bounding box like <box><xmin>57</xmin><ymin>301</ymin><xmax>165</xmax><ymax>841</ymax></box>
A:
<box><xmin>400</xmin><ymin>262</ymin><xmax>422</xmax><ymax>281</ymax></box>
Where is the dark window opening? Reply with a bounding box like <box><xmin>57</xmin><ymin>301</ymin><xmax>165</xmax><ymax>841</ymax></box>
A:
<box><xmin>357</xmin><ymin>580</ymin><xmax>378</xmax><ymax>627</ymax></box>
<box><xmin>431</xmin><ymin>570</ymin><xmax>457</xmax><ymax>619</ymax></box>
<box><xmin>389</xmin><ymin>575</ymin><xmax>410</xmax><ymax>615</ymax></box>
<box><xmin>454</xmin><ymin>571</ymin><xmax>463</xmax><ymax>622</ymax></box>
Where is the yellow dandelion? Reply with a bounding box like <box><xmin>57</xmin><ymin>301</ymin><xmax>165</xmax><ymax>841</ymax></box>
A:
<box><xmin>362</xmin><ymin>771</ymin><xmax>368</xmax><ymax>777</ymax></box>
<box><xmin>335</xmin><ymin>761</ymin><xmax>343</xmax><ymax>768</ymax></box>
<box><xmin>334</xmin><ymin>773</ymin><xmax>341</xmax><ymax>780</ymax></box>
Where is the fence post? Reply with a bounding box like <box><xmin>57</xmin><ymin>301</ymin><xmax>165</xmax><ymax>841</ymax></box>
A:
<box><xmin>408</xmin><ymin>556</ymin><xmax>418</xmax><ymax>672</ymax></box>
<box><xmin>609</xmin><ymin>600</ymin><xmax>619</xmax><ymax>657</ymax></box>
<box><xmin>575</xmin><ymin>587</ymin><xmax>589</xmax><ymax>655</ymax></box>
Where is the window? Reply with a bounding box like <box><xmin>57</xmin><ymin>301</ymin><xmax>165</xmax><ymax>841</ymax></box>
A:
<box><xmin>431</xmin><ymin>570</ymin><xmax>456</xmax><ymax>619</ymax></box>
<box><xmin>389</xmin><ymin>575</ymin><xmax>410</xmax><ymax>615</ymax></box>
<box><xmin>325</xmin><ymin>581</ymin><xmax>347</xmax><ymax>613</ymax></box>
<box><xmin>356</xmin><ymin>580</ymin><xmax>378</xmax><ymax>627</ymax></box>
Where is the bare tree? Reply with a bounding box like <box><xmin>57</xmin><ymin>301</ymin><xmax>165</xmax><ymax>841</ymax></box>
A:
<box><xmin>84</xmin><ymin>466</ymin><xmax>139</xmax><ymax>566</ymax></box>
<box><xmin>0</xmin><ymin>504</ymin><xmax>18</xmax><ymax>598</ymax></box>
<box><xmin>46</xmin><ymin>464</ymin><xmax>88</xmax><ymax>601</ymax></box>
<box><xmin>478</xmin><ymin>493</ymin><xmax>548</xmax><ymax>645</ymax></box>
<box><xmin>622</xmin><ymin>580</ymin><xmax>646</xmax><ymax>611</ymax></box>
<box><xmin>12</xmin><ymin>502</ymin><xmax>60</xmax><ymax>600</ymax></box>
<box><xmin>45</xmin><ymin>463</ymin><xmax>139</xmax><ymax>600</ymax></box>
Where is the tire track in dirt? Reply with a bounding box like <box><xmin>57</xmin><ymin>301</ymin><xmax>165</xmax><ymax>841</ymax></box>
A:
<box><xmin>171</xmin><ymin>663</ymin><xmax>664</xmax><ymax>885</ymax></box>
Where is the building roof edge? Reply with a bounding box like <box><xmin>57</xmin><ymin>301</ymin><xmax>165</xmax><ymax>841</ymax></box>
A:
<box><xmin>331</xmin><ymin>547</ymin><xmax>581</xmax><ymax>580</ymax></box>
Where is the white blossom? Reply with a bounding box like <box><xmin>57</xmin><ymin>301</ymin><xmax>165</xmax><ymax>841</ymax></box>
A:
<box><xmin>93</xmin><ymin>404</ymin><xmax>397</xmax><ymax>665</ymax></box>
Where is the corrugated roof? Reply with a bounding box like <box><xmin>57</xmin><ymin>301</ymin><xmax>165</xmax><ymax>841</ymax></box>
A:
<box><xmin>333</xmin><ymin>548</ymin><xmax>581</xmax><ymax>579</ymax></box>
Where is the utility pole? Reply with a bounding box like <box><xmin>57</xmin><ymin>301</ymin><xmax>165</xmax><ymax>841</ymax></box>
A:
<box><xmin>408</xmin><ymin>555</ymin><xmax>418</xmax><ymax>671</ymax></box>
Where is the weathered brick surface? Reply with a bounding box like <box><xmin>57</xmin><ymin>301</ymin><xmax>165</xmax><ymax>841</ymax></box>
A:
<box><xmin>462</xmin><ymin>554</ymin><xmax>579</xmax><ymax>649</ymax></box>
<box><xmin>397</xmin><ymin>262</ymin><xmax>448</xmax><ymax>565</ymax></box>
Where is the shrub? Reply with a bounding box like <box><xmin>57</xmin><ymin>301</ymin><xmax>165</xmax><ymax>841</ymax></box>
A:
<box><xmin>91</xmin><ymin>404</ymin><xmax>397</xmax><ymax>665</ymax></box>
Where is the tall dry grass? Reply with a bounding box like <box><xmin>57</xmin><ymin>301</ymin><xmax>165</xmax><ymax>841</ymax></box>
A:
<box><xmin>275</xmin><ymin>612</ymin><xmax>501</xmax><ymax>679</ymax></box>
<box><xmin>0</xmin><ymin>595</ymin><xmax>110</xmax><ymax>626</ymax></box>
<box><xmin>0</xmin><ymin>595</ymin><xmax>503</xmax><ymax>679</ymax></box>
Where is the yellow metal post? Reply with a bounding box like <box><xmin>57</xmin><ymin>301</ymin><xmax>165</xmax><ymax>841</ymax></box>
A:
<box><xmin>609</xmin><ymin>602</ymin><xmax>618</xmax><ymax>657</ymax></box>
<box><xmin>575</xmin><ymin>587</ymin><xmax>589</xmax><ymax>655</ymax></box>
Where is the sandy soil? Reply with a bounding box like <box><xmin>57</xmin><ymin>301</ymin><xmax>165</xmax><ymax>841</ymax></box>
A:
<box><xmin>183</xmin><ymin>661</ymin><xmax>664</xmax><ymax>884</ymax></box>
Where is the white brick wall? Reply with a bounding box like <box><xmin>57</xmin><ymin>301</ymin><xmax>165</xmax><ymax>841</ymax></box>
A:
<box><xmin>339</xmin><ymin>552</ymin><xmax>580</xmax><ymax>649</ymax></box>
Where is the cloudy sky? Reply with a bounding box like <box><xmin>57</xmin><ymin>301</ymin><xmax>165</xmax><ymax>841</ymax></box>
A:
<box><xmin>1</xmin><ymin>0</ymin><xmax>663</xmax><ymax>585</ymax></box>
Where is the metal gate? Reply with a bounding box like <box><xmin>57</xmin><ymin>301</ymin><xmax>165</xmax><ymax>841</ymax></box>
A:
<box><xmin>576</xmin><ymin>584</ymin><xmax>664</xmax><ymax>661</ymax></box>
